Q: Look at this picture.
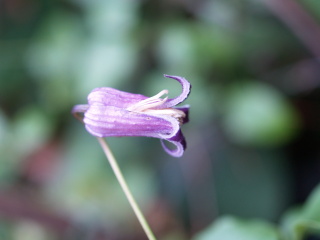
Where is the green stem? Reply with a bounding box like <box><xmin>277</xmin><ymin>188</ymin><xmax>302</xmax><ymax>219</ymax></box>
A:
<box><xmin>96</xmin><ymin>137</ymin><xmax>156</xmax><ymax>240</ymax></box>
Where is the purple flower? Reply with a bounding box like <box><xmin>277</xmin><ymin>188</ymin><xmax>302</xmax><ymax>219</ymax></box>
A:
<box><xmin>72</xmin><ymin>75</ymin><xmax>191</xmax><ymax>157</ymax></box>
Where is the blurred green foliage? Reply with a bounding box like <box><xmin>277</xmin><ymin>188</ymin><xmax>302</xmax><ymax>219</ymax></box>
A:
<box><xmin>193</xmin><ymin>183</ymin><xmax>320</xmax><ymax>240</ymax></box>
<box><xmin>1</xmin><ymin>0</ymin><xmax>320</xmax><ymax>239</ymax></box>
<box><xmin>193</xmin><ymin>216</ymin><xmax>281</xmax><ymax>240</ymax></box>
<box><xmin>224</xmin><ymin>81</ymin><xmax>299</xmax><ymax>146</ymax></box>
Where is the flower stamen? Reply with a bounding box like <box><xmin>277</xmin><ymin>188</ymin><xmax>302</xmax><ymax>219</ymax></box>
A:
<box><xmin>127</xmin><ymin>89</ymin><xmax>186</xmax><ymax>125</ymax></box>
<box><xmin>127</xmin><ymin>89</ymin><xmax>168</xmax><ymax>112</ymax></box>
<box><xmin>143</xmin><ymin>108</ymin><xmax>186</xmax><ymax>125</ymax></box>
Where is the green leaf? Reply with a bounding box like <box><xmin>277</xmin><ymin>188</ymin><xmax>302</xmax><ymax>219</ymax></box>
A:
<box><xmin>193</xmin><ymin>216</ymin><xmax>281</xmax><ymax>240</ymax></box>
<box><xmin>281</xmin><ymin>208</ymin><xmax>305</xmax><ymax>240</ymax></box>
<box><xmin>303</xmin><ymin>184</ymin><xmax>320</xmax><ymax>221</ymax></box>
<box><xmin>281</xmin><ymin>184</ymin><xmax>320</xmax><ymax>240</ymax></box>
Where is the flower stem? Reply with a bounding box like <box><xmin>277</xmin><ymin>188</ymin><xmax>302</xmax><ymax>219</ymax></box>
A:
<box><xmin>96</xmin><ymin>137</ymin><xmax>156</xmax><ymax>240</ymax></box>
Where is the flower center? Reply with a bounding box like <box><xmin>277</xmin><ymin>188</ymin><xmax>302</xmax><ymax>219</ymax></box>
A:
<box><xmin>127</xmin><ymin>90</ymin><xmax>186</xmax><ymax>124</ymax></box>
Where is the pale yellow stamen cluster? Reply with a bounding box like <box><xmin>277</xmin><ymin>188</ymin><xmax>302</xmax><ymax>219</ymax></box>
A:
<box><xmin>127</xmin><ymin>90</ymin><xmax>169</xmax><ymax>112</ymax></box>
<box><xmin>127</xmin><ymin>90</ymin><xmax>186</xmax><ymax>124</ymax></box>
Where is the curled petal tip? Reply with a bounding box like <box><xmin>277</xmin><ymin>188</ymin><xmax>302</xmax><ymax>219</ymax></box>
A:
<box><xmin>162</xmin><ymin>75</ymin><xmax>191</xmax><ymax>108</ymax></box>
<box><xmin>160</xmin><ymin>130</ymin><xmax>186</xmax><ymax>157</ymax></box>
<box><xmin>161</xmin><ymin>140</ymin><xmax>185</xmax><ymax>157</ymax></box>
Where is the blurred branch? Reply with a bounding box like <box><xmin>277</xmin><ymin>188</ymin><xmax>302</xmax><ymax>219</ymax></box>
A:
<box><xmin>261</xmin><ymin>0</ymin><xmax>320</xmax><ymax>57</ymax></box>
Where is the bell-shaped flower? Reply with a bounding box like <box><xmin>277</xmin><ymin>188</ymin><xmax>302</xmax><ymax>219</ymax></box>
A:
<box><xmin>72</xmin><ymin>75</ymin><xmax>191</xmax><ymax>157</ymax></box>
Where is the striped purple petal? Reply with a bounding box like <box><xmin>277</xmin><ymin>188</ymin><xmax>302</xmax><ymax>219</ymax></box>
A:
<box><xmin>84</xmin><ymin>105</ymin><xmax>180</xmax><ymax>140</ymax></box>
<box><xmin>88</xmin><ymin>88</ymin><xmax>147</xmax><ymax>108</ymax></box>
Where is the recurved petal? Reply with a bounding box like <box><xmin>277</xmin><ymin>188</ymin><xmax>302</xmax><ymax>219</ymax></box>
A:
<box><xmin>87</xmin><ymin>87</ymin><xmax>147</xmax><ymax>108</ymax></box>
<box><xmin>83</xmin><ymin>105</ymin><xmax>180</xmax><ymax>139</ymax></box>
<box><xmin>161</xmin><ymin>130</ymin><xmax>186</xmax><ymax>157</ymax></box>
<box><xmin>161</xmin><ymin>75</ymin><xmax>191</xmax><ymax>108</ymax></box>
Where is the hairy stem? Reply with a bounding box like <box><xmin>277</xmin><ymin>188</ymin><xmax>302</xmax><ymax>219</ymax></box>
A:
<box><xmin>96</xmin><ymin>137</ymin><xmax>156</xmax><ymax>240</ymax></box>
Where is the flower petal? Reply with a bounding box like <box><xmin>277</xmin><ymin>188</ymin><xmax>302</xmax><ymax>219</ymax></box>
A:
<box><xmin>88</xmin><ymin>87</ymin><xmax>147</xmax><ymax>108</ymax></box>
<box><xmin>83</xmin><ymin>105</ymin><xmax>180</xmax><ymax>139</ymax></box>
<box><xmin>161</xmin><ymin>75</ymin><xmax>191</xmax><ymax>108</ymax></box>
<box><xmin>161</xmin><ymin>130</ymin><xmax>186</xmax><ymax>157</ymax></box>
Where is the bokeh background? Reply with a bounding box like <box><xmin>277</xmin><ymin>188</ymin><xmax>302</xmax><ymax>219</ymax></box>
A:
<box><xmin>1</xmin><ymin>0</ymin><xmax>320</xmax><ymax>239</ymax></box>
